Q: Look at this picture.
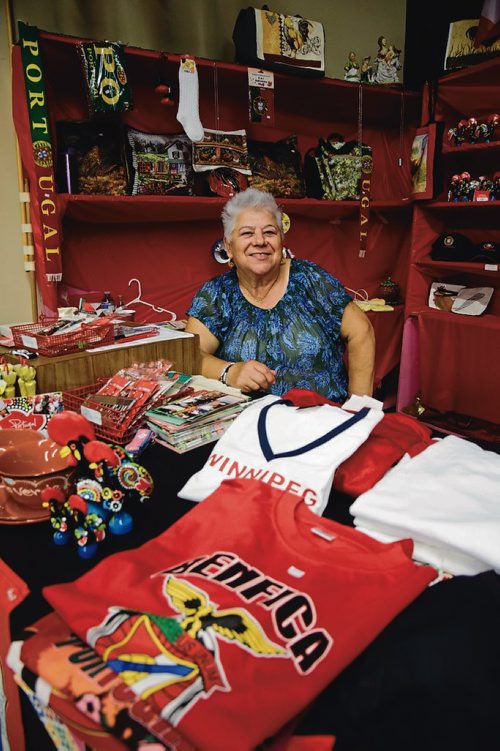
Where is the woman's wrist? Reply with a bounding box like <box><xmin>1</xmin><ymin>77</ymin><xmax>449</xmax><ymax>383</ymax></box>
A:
<box><xmin>219</xmin><ymin>362</ymin><xmax>235</xmax><ymax>386</ymax></box>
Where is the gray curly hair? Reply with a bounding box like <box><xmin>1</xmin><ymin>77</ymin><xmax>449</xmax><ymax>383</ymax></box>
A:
<box><xmin>221</xmin><ymin>188</ymin><xmax>283</xmax><ymax>239</ymax></box>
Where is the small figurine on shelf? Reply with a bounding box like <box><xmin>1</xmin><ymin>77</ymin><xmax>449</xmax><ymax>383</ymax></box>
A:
<box><xmin>373</xmin><ymin>36</ymin><xmax>402</xmax><ymax>85</ymax></box>
<box><xmin>360</xmin><ymin>56</ymin><xmax>373</xmax><ymax>83</ymax></box>
<box><xmin>493</xmin><ymin>172</ymin><xmax>500</xmax><ymax>200</ymax></box>
<box><xmin>447</xmin><ymin>119</ymin><xmax>468</xmax><ymax>146</ymax></box>
<box><xmin>379</xmin><ymin>276</ymin><xmax>401</xmax><ymax>305</ymax></box>
<box><xmin>403</xmin><ymin>393</ymin><xmax>426</xmax><ymax>418</ymax></box>
<box><xmin>344</xmin><ymin>51</ymin><xmax>360</xmax><ymax>82</ymax></box>
<box><xmin>468</xmin><ymin>178</ymin><xmax>481</xmax><ymax>200</ymax></box>
<box><xmin>466</xmin><ymin>117</ymin><xmax>478</xmax><ymax>144</ymax></box>
<box><xmin>457</xmin><ymin>171</ymin><xmax>471</xmax><ymax>201</ymax></box>
<box><xmin>474</xmin><ymin>121</ymin><xmax>490</xmax><ymax>143</ymax></box>
<box><xmin>376</xmin><ymin>35</ymin><xmax>388</xmax><ymax>63</ymax></box>
<box><xmin>487</xmin><ymin>113</ymin><xmax>500</xmax><ymax>142</ymax></box>
<box><xmin>448</xmin><ymin>173</ymin><xmax>462</xmax><ymax>201</ymax></box>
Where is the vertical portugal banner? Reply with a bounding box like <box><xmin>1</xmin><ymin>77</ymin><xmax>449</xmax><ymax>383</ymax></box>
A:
<box><xmin>18</xmin><ymin>22</ymin><xmax>63</xmax><ymax>285</ymax></box>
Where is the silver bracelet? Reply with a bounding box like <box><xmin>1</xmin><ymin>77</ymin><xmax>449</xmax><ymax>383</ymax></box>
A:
<box><xmin>219</xmin><ymin>362</ymin><xmax>235</xmax><ymax>386</ymax></box>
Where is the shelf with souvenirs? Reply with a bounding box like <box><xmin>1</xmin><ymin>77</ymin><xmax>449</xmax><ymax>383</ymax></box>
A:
<box><xmin>57</xmin><ymin>193</ymin><xmax>414</xmax><ymax>224</ymax></box>
<box><xmin>11</xmin><ymin>25</ymin><xmax>422</xmax><ymax>397</ymax></box>
<box><xmin>398</xmin><ymin>56</ymin><xmax>500</xmax><ymax>441</ymax></box>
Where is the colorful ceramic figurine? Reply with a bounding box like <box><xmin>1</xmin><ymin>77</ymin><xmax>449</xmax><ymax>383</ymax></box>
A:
<box><xmin>344</xmin><ymin>51</ymin><xmax>360</xmax><ymax>82</ymax></box>
<box><xmin>373</xmin><ymin>36</ymin><xmax>402</xmax><ymax>84</ymax></box>
<box><xmin>44</xmin><ymin>410</ymin><xmax>154</xmax><ymax>558</ymax></box>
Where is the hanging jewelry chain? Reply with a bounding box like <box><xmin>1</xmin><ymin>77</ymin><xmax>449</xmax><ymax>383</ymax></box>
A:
<box><xmin>239</xmin><ymin>269</ymin><xmax>282</xmax><ymax>303</ymax></box>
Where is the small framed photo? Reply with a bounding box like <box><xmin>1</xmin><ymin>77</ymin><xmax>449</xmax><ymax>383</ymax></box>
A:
<box><xmin>445</xmin><ymin>18</ymin><xmax>500</xmax><ymax>71</ymax></box>
<box><xmin>410</xmin><ymin>124</ymin><xmax>437</xmax><ymax>200</ymax></box>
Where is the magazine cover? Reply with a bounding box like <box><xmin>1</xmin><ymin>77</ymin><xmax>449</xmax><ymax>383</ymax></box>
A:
<box><xmin>148</xmin><ymin>389</ymin><xmax>246</xmax><ymax>426</ymax></box>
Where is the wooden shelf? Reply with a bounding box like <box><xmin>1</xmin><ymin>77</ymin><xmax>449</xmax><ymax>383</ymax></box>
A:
<box><xmin>415</xmin><ymin>259</ymin><xmax>499</xmax><ymax>275</ymax></box>
<box><xmin>37</xmin><ymin>28</ymin><xmax>421</xmax><ymax>128</ymax></box>
<box><xmin>424</xmin><ymin>200</ymin><xmax>499</xmax><ymax>209</ymax></box>
<box><xmin>59</xmin><ymin>194</ymin><xmax>413</xmax><ymax>224</ymax></box>
<box><xmin>442</xmin><ymin>140</ymin><xmax>500</xmax><ymax>156</ymax></box>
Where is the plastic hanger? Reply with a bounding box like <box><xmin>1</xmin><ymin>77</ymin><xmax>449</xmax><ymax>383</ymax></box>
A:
<box><xmin>125</xmin><ymin>278</ymin><xmax>176</xmax><ymax>321</ymax></box>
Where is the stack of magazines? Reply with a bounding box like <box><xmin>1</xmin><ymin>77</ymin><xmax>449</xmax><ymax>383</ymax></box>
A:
<box><xmin>145</xmin><ymin>383</ymin><xmax>250</xmax><ymax>453</ymax></box>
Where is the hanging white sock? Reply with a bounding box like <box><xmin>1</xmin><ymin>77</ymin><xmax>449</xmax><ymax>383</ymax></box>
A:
<box><xmin>176</xmin><ymin>58</ymin><xmax>204</xmax><ymax>143</ymax></box>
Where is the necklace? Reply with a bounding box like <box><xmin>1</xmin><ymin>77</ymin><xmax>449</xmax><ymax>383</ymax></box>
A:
<box><xmin>239</xmin><ymin>269</ymin><xmax>281</xmax><ymax>303</ymax></box>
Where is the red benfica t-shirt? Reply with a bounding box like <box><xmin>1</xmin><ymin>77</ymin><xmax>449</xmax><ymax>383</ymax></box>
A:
<box><xmin>44</xmin><ymin>478</ymin><xmax>436</xmax><ymax>751</ymax></box>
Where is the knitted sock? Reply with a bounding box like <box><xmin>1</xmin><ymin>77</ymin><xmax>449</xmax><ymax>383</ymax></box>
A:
<box><xmin>176</xmin><ymin>58</ymin><xmax>204</xmax><ymax>143</ymax></box>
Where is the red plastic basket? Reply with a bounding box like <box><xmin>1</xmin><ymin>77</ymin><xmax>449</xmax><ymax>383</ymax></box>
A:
<box><xmin>63</xmin><ymin>381</ymin><xmax>142</xmax><ymax>444</ymax></box>
<box><xmin>12</xmin><ymin>319</ymin><xmax>114</xmax><ymax>357</ymax></box>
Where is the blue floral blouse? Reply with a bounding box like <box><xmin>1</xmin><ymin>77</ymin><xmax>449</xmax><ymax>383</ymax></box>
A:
<box><xmin>187</xmin><ymin>258</ymin><xmax>352</xmax><ymax>400</ymax></box>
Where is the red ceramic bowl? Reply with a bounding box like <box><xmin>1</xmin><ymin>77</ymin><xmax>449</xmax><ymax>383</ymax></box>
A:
<box><xmin>0</xmin><ymin>428</ymin><xmax>45</xmax><ymax>455</ymax></box>
<box><xmin>0</xmin><ymin>437</ymin><xmax>74</xmax><ymax>512</ymax></box>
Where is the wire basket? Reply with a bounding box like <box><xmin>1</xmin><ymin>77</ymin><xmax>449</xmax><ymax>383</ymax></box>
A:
<box><xmin>63</xmin><ymin>381</ymin><xmax>143</xmax><ymax>444</ymax></box>
<box><xmin>11</xmin><ymin>319</ymin><xmax>114</xmax><ymax>357</ymax></box>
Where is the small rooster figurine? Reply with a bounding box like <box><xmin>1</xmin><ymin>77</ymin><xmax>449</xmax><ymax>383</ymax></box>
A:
<box><xmin>45</xmin><ymin>410</ymin><xmax>154</xmax><ymax>557</ymax></box>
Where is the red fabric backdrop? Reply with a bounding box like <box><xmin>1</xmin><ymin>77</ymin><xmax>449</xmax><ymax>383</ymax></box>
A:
<box><xmin>418</xmin><ymin>310</ymin><xmax>500</xmax><ymax>423</ymax></box>
<box><xmin>11</xmin><ymin>31</ymin><xmax>420</xmax><ymax>385</ymax></box>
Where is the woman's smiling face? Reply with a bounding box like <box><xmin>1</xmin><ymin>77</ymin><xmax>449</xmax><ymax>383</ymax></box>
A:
<box><xmin>225</xmin><ymin>209</ymin><xmax>283</xmax><ymax>277</ymax></box>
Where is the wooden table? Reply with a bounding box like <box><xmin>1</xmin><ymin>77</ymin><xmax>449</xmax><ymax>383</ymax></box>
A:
<box><xmin>1</xmin><ymin>333</ymin><xmax>200</xmax><ymax>393</ymax></box>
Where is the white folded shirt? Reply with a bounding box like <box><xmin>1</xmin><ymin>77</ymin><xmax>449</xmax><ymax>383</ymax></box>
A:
<box><xmin>178</xmin><ymin>394</ymin><xmax>384</xmax><ymax>515</ymax></box>
<box><xmin>350</xmin><ymin>435</ymin><xmax>500</xmax><ymax>576</ymax></box>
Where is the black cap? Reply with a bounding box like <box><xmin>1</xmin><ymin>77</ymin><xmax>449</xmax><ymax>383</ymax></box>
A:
<box><xmin>469</xmin><ymin>241</ymin><xmax>500</xmax><ymax>263</ymax></box>
<box><xmin>431</xmin><ymin>233</ymin><xmax>476</xmax><ymax>262</ymax></box>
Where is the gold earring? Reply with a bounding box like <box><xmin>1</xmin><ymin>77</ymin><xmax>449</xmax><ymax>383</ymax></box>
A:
<box><xmin>227</xmin><ymin>258</ymin><xmax>234</xmax><ymax>268</ymax></box>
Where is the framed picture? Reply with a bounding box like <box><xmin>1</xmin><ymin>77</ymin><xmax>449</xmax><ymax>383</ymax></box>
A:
<box><xmin>410</xmin><ymin>124</ymin><xmax>437</xmax><ymax>200</ymax></box>
<box><xmin>445</xmin><ymin>18</ymin><xmax>500</xmax><ymax>71</ymax></box>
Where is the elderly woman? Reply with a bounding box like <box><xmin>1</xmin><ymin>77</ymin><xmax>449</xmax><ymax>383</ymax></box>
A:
<box><xmin>185</xmin><ymin>188</ymin><xmax>375</xmax><ymax>401</ymax></box>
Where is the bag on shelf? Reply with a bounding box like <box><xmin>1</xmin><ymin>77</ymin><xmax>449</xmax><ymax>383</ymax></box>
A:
<box><xmin>55</xmin><ymin>119</ymin><xmax>129</xmax><ymax>195</ymax></box>
<box><xmin>233</xmin><ymin>7</ymin><xmax>325</xmax><ymax>77</ymax></box>
<box><xmin>78</xmin><ymin>41</ymin><xmax>133</xmax><ymax>115</ymax></box>
<box><xmin>248</xmin><ymin>135</ymin><xmax>305</xmax><ymax>197</ymax></box>
<box><xmin>192</xmin><ymin>129</ymin><xmax>252</xmax><ymax>175</ymax></box>
<box><xmin>304</xmin><ymin>134</ymin><xmax>373</xmax><ymax>200</ymax></box>
<box><xmin>127</xmin><ymin>129</ymin><xmax>194</xmax><ymax>196</ymax></box>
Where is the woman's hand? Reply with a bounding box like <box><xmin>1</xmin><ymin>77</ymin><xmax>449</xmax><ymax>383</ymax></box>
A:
<box><xmin>227</xmin><ymin>360</ymin><xmax>276</xmax><ymax>393</ymax></box>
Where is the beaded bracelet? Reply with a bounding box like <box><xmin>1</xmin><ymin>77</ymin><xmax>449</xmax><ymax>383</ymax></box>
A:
<box><xmin>219</xmin><ymin>362</ymin><xmax>235</xmax><ymax>386</ymax></box>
